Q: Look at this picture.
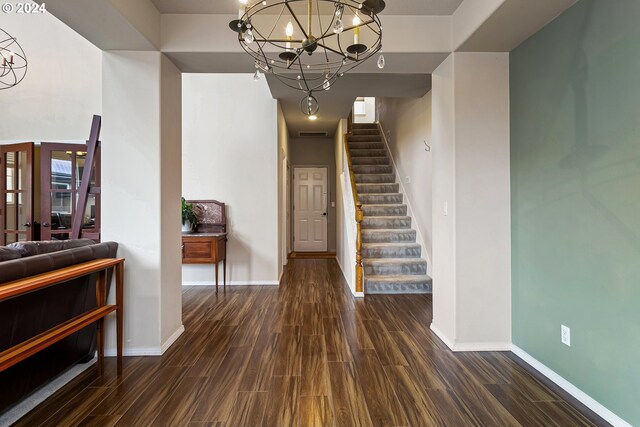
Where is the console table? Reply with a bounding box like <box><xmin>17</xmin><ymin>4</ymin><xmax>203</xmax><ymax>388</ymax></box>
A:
<box><xmin>0</xmin><ymin>258</ymin><xmax>125</xmax><ymax>376</ymax></box>
<box><xmin>181</xmin><ymin>199</ymin><xmax>228</xmax><ymax>292</ymax></box>
<box><xmin>182</xmin><ymin>233</ymin><xmax>227</xmax><ymax>290</ymax></box>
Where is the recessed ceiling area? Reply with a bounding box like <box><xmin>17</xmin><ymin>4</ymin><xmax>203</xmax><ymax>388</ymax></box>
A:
<box><xmin>270</xmin><ymin>73</ymin><xmax>431</xmax><ymax>136</ymax></box>
<box><xmin>150</xmin><ymin>0</ymin><xmax>464</xmax><ymax>16</ymax></box>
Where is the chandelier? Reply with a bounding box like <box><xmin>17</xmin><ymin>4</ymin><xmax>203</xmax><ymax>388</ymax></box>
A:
<box><xmin>0</xmin><ymin>28</ymin><xmax>27</xmax><ymax>90</ymax></box>
<box><xmin>230</xmin><ymin>0</ymin><xmax>386</xmax><ymax>117</ymax></box>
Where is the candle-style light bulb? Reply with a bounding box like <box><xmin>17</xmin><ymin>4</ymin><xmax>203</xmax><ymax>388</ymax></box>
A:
<box><xmin>238</xmin><ymin>0</ymin><xmax>248</xmax><ymax>19</ymax></box>
<box><xmin>285</xmin><ymin>21</ymin><xmax>294</xmax><ymax>49</ymax></box>
<box><xmin>353</xmin><ymin>15</ymin><xmax>361</xmax><ymax>44</ymax></box>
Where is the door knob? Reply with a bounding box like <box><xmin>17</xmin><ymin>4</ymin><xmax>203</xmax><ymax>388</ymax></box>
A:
<box><xmin>22</xmin><ymin>222</ymin><xmax>31</xmax><ymax>228</ymax></box>
<box><xmin>322</xmin><ymin>213</ymin><xmax>327</xmax><ymax>216</ymax></box>
<box><xmin>42</xmin><ymin>222</ymin><xmax>50</xmax><ymax>228</ymax></box>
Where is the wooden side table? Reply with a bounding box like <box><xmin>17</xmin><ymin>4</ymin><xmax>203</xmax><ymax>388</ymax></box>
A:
<box><xmin>182</xmin><ymin>233</ymin><xmax>227</xmax><ymax>291</ymax></box>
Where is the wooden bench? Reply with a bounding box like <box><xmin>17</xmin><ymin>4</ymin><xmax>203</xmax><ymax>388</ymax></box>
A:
<box><xmin>0</xmin><ymin>258</ymin><xmax>125</xmax><ymax>375</ymax></box>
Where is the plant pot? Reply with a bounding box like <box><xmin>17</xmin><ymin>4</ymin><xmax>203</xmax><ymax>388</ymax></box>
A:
<box><xmin>182</xmin><ymin>221</ymin><xmax>193</xmax><ymax>234</ymax></box>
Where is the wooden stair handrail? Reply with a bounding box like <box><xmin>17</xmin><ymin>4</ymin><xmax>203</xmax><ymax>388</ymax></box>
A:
<box><xmin>344</xmin><ymin>114</ymin><xmax>364</xmax><ymax>294</ymax></box>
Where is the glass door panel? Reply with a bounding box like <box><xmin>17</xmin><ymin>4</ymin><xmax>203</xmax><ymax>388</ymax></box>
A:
<box><xmin>40</xmin><ymin>143</ymin><xmax>100</xmax><ymax>241</ymax></box>
<box><xmin>0</xmin><ymin>143</ymin><xmax>33</xmax><ymax>245</ymax></box>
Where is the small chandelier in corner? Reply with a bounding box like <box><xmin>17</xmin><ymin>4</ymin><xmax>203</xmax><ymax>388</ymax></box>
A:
<box><xmin>230</xmin><ymin>0</ymin><xmax>386</xmax><ymax>116</ymax></box>
<box><xmin>0</xmin><ymin>28</ymin><xmax>27</xmax><ymax>90</ymax></box>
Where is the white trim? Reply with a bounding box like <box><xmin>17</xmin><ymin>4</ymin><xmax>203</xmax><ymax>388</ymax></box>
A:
<box><xmin>161</xmin><ymin>324</ymin><xmax>185</xmax><ymax>354</ymax></box>
<box><xmin>512</xmin><ymin>345</ymin><xmax>632</xmax><ymax>427</ymax></box>
<box><xmin>377</xmin><ymin>122</ymin><xmax>433</xmax><ymax>275</ymax></box>
<box><xmin>353</xmin><ymin>291</ymin><xmax>365</xmax><ymax>298</ymax></box>
<box><xmin>430</xmin><ymin>323</ymin><xmax>455</xmax><ymax>349</ymax></box>
<box><xmin>105</xmin><ymin>347</ymin><xmax>162</xmax><ymax>357</ymax></box>
<box><xmin>182</xmin><ymin>281</ymin><xmax>280</xmax><ymax>286</ymax></box>
<box><xmin>453</xmin><ymin>342</ymin><xmax>512</xmax><ymax>352</ymax></box>
<box><xmin>430</xmin><ymin>323</ymin><xmax>510</xmax><ymax>352</ymax></box>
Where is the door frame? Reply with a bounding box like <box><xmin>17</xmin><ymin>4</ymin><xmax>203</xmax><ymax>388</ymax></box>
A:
<box><xmin>39</xmin><ymin>142</ymin><xmax>101</xmax><ymax>241</ymax></box>
<box><xmin>0</xmin><ymin>142</ymin><xmax>34</xmax><ymax>245</ymax></box>
<box><xmin>291</xmin><ymin>165</ymin><xmax>330</xmax><ymax>253</ymax></box>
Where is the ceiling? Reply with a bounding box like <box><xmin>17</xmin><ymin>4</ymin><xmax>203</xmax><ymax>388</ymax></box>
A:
<box><xmin>150</xmin><ymin>0</ymin><xmax>464</xmax><ymax>16</ymax></box>
<box><xmin>269</xmin><ymin>73</ymin><xmax>431</xmax><ymax>136</ymax></box>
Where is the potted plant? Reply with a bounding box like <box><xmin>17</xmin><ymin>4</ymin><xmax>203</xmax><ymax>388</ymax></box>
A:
<box><xmin>181</xmin><ymin>198</ymin><xmax>198</xmax><ymax>233</ymax></box>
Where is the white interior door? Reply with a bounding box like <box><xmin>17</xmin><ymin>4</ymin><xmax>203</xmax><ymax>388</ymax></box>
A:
<box><xmin>293</xmin><ymin>167</ymin><xmax>328</xmax><ymax>252</ymax></box>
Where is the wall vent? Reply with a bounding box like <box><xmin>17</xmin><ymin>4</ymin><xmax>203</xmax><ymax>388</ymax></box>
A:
<box><xmin>298</xmin><ymin>131</ymin><xmax>329</xmax><ymax>138</ymax></box>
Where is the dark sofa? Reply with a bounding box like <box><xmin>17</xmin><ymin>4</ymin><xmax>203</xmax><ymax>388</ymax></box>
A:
<box><xmin>0</xmin><ymin>239</ymin><xmax>118</xmax><ymax>414</ymax></box>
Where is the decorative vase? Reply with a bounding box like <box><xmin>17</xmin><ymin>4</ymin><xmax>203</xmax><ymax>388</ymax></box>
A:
<box><xmin>182</xmin><ymin>221</ymin><xmax>193</xmax><ymax>234</ymax></box>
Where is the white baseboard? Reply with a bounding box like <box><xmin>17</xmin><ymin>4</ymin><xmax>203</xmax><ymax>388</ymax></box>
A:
<box><xmin>430</xmin><ymin>323</ymin><xmax>455</xmax><ymax>349</ymax></box>
<box><xmin>353</xmin><ymin>292</ymin><xmax>365</xmax><ymax>298</ymax></box>
<box><xmin>161</xmin><ymin>324</ymin><xmax>185</xmax><ymax>354</ymax></box>
<box><xmin>430</xmin><ymin>323</ymin><xmax>510</xmax><ymax>352</ymax></box>
<box><xmin>104</xmin><ymin>325</ymin><xmax>185</xmax><ymax>357</ymax></box>
<box><xmin>512</xmin><ymin>345</ymin><xmax>631</xmax><ymax>427</ymax></box>
<box><xmin>454</xmin><ymin>342</ymin><xmax>512</xmax><ymax>352</ymax></box>
<box><xmin>182</xmin><ymin>281</ymin><xmax>279</xmax><ymax>286</ymax></box>
<box><xmin>105</xmin><ymin>347</ymin><xmax>162</xmax><ymax>357</ymax></box>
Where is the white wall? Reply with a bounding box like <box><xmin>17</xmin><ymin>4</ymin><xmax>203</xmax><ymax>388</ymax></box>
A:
<box><xmin>376</xmin><ymin>92</ymin><xmax>433</xmax><ymax>271</ymax></box>
<box><xmin>277</xmin><ymin>101</ymin><xmax>290</xmax><ymax>278</ymax></box>
<box><xmin>431</xmin><ymin>52</ymin><xmax>511</xmax><ymax>351</ymax></box>
<box><xmin>353</xmin><ymin>97</ymin><xmax>376</xmax><ymax>124</ymax></box>
<box><xmin>159</xmin><ymin>55</ymin><xmax>183</xmax><ymax>344</ymax></box>
<box><xmin>0</xmin><ymin>5</ymin><xmax>101</xmax><ymax>143</ymax></box>
<box><xmin>334</xmin><ymin>118</ymin><xmax>360</xmax><ymax>296</ymax></box>
<box><xmin>182</xmin><ymin>74</ymin><xmax>279</xmax><ymax>285</ymax></box>
<box><xmin>102</xmin><ymin>51</ymin><xmax>184</xmax><ymax>355</ymax></box>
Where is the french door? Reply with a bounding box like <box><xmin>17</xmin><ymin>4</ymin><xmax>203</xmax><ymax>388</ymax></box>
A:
<box><xmin>0</xmin><ymin>143</ymin><xmax>34</xmax><ymax>245</ymax></box>
<box><xmin>40</xmin><ymin>143</ymin><xmax>101</xmax><ymax>241</ymax></box>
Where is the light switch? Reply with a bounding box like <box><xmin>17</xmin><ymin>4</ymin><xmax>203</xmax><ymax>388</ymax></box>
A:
<box><xmin>331</xmin><ymin>201</ymin><xmax>336</xmax><ymax>208</ymax></box>
<box><xmin>443</xmin><ymin>202</ymin><xmax>449</xmax><ymax>216</ymax></box>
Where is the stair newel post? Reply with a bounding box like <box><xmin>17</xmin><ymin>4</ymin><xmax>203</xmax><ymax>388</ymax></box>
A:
<box><xmin>355</xmin><ymin>201</ymin><xmax>364</xmax><ymax>293</ymax></box>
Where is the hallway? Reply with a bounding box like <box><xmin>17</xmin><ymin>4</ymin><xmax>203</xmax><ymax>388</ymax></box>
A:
<box><xmin>15</xmin><ymin>259</ymin><xmax>606</xmax><ymax>426</ymax></box>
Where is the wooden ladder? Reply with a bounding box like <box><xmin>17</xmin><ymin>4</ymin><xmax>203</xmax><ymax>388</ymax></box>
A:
<box><xmin>71</xmin><ymin>115</ymin><xmax>101</xmax><ymax>241</ymax></box>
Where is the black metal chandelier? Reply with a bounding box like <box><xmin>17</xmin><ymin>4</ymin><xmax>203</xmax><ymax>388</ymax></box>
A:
<box><xmin>0</xmin><ymin>27</ymin><xmax>27</xmax><ymax>90</ymax></box>
<box><xmin>230</xmin><ymin>0</ymin><xmax>386</xmax><ymax>117</ymax></box>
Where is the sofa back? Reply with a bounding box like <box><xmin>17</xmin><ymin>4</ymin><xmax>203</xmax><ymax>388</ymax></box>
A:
<box><xmin>0</xmin><ymin>241</ymin><xmax>117</xmax><ymax>284</ymax></box>
<box><xmin>0</xmin><ymin>241</ymin><xmax>118</xmax><ymax>414</ymax></box>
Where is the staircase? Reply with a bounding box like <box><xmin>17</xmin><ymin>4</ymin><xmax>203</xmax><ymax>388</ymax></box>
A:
<box><xmin>349</xmin><ymin>123</ymin><xmax>433</xmax><ymax>294</ymax></box>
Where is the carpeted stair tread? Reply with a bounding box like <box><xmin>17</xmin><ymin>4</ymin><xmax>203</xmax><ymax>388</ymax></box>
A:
<box><xmin>362</xmin><ymin>242</ymin><xmax>422</xmax><ymax>258</ymax></box>
<box><xmin>355</xmin><ymin>174</ymin><xmax>396</xmax><ymax>184</ymax></box>
<box><xmin>351</xmin><ymin>157</ymin><xmax>390</xmax><ymax>165</ymax></box>
<box><xmin>353</xmin><ymin>165</ymin><xmax>393</xmax><ymax>174</ymax></box>
<box><xmin>349</xmin><ymin>149</ymin><xmax>388</xmax><ymax>157</ymax></box>
<box><xmin>362</xmin><ymin>216</ymin><xmax>412</xmax><ymax>230</ymax></box>
<box><xmin>362</xmin><ymin>204</ymin><xmax>408</xmax><ymax>216</ymax></box>
<box><xmin>349</xmin><ymin>142</ymin><xmax>385</xmax><ymax>150</ymax></box>
<box><xmin>352</xmin><ymin>123</ymin><xmax>378</xmax><ymax>129</ymax></box>
<box><xmin>357</xmin><ymin>183</ymin><xmax>400</xmax><ymax>194</ymax></box>
<box><xmin>365</xmin><ymin>275</ymin><xmax>433</xmax><ymax>294</ymax></box>
<box><xmin>362</xmin><ymin>229</ymin><xmax>417</xmax><ymax>243</ymax></box>
<box><xmin>359</xmin><ymin>193</ymin><xmax>404</xmax><ymax>204</ymax></box>
<box><xmin>349</xmin><ymin>135</ymin><xmax>383</xmax><ymax>142</ymax></box>
<box><xmin>363</xmin><ymin>258</ymin><xmax>427</xmax><ymax>275</ymax></box>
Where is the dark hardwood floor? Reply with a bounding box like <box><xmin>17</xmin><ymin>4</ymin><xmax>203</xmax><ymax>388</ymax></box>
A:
<box><xmin>13</xmin><ymin>259</ymin><xmax>608</xmax><ymax>426</ymax></box>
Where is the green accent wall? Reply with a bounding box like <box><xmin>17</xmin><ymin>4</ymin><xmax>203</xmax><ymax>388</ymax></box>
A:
<box><xmin>511</xmin><ymin>1</ymin><xmax>640</xmax><ymax>424</ymax></box>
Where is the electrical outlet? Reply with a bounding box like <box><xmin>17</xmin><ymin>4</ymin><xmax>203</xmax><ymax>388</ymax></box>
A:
<box><xmin>443</xmin><ymin>202</ymin><xmax>449</xmax><ymax>216</ymax></box>
<box><xmin>405</xmin><ymin>176</ymin><xmax>411</xmax><ymax>184</ymax></box>
<box><xmin>561</xmin><ymin>325</ymin><xmax>571</xmax><ymax>347</ymax></box>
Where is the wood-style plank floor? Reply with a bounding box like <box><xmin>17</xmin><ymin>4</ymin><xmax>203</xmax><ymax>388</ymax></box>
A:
<box><xmin>13</xmin><ymin>259</ymin><xmax>609</xmax><ymax>426</ymax></box>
